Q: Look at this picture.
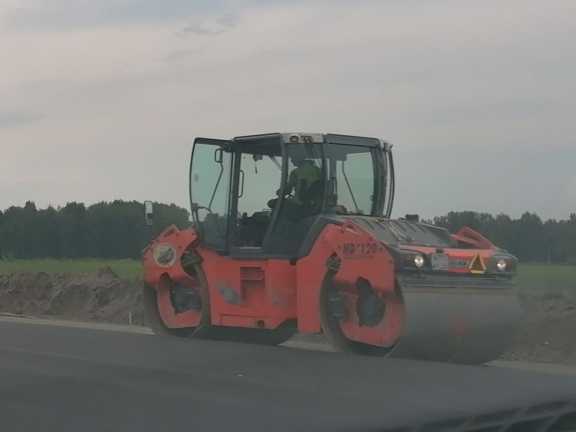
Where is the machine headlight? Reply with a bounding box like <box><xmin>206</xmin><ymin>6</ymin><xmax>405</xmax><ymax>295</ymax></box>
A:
<box><xmin>496</xmin><ymin>259</ymin><xmax>507</xmax><ymax>272</ymax></box>
<box><xmin>413</xmin><ymin>254</ymin><xmax>425</xmax><ymax>269</ymax></box>
<box><xmin>153</xmin><ymin>243</ymin><xmax>177</xmax><ymax>267</ymax></box>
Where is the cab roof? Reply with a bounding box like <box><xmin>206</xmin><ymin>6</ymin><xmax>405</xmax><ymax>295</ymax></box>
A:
<box><xmin>233</xmin><ymin>132</ymin><xmax>383</xmax><ymax>148</ymax></box>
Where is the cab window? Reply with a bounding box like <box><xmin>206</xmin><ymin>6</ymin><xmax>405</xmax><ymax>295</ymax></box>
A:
<box><xmin>234</xmin><ymin>149</ymin><xmax>282</xmax><ymax>247</ymax></box>
<box><xmin>190</xmin><ymin>142</ymin><xmax>232</xmax><ymax>249</ymax></box>
<box><xmin>325</xmin><ymin>144</ymin><xmax>376</xmax><ymax>215</ymax></box>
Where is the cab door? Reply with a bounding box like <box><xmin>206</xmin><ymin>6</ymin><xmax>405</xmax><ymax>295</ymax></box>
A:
<box><xmin>190</xmin><ymin>138</ymin><xmax>233</xmax><ymax>252</ymax></box>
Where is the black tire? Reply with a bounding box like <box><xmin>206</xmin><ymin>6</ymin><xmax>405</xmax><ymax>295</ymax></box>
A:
<box><xmin>319</xmin><ymin>269</ymin><xmax>396</xmax><ymax>357</ymax></box>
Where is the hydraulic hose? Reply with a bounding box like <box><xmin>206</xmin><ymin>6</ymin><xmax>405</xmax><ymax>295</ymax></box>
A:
<box><xmin>385</xmin><ymin>148</ymin><xmax>395</xmax><ymax>219</ymax></box>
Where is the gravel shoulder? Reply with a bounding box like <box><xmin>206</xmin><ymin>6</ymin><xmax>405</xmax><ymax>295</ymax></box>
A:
<box><xmin>501</xmin><ymin>288</ymin><xmax>576</xmax><ymax>363</ymax></box>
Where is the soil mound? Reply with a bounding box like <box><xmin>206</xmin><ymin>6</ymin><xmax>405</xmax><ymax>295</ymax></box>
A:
<box><xmin>0</xmin><ymin>271</ymin><xmax>143</xmax><ymax>325</ymax></box>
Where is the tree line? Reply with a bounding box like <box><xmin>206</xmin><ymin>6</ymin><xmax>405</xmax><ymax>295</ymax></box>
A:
<box><xmin>0</xmin><ymin>201</ymin><xmax>189</xmax><ymax>260</ymax></box>
<box><xmin>0</xmin><ymin>201</ymin><xmax>575</xmax><ymax>263</ymax></box>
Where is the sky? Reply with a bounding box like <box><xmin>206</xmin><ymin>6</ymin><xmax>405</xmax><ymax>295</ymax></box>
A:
<box><xmin>1</xmin><ymin>0</ymin><xmax>575</xmax><ymax>219</ymax></box>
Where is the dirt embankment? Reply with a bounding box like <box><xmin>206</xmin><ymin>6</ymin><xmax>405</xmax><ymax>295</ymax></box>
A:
<box><xmin>0</xmin><ymin>268</ymin><xmax>144</xmax><ymax>326</ymax></box>
<box><xmin>0</xmin><ymin>270</ymin><xmax>575</xmax><ymax>364</ymax></box>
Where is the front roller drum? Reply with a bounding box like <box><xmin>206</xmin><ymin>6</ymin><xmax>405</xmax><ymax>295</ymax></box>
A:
<box><xmin>390</xmin><ymin>281</ymin><xmax>523</xmax><ymax>364</ymax></box>
<box><xmin>319</xmin><ymin>256</ymin><xmax>404</xmax><ymax>356</ymax></box>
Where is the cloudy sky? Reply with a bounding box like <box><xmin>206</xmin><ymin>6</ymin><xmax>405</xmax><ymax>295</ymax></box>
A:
<box><xmin>1</xmin><ymin>0</ymin><xmax>574</xmax><ymax>219</ymax></box>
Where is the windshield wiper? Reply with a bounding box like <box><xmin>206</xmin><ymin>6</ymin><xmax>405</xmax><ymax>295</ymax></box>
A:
<box><xmin>341</xmin><ymin>163</ymin><xmax>361</xmax><ymax>213</ymax></box>
<box><xmin>208</xmin><ymin>163</ymin><xmax>224</xmax><ymax>210</ymax></box>
<box><xmin>268</xmin><ymin>155</ymin><xmax>281</xmax><ymax>170</ymax></box>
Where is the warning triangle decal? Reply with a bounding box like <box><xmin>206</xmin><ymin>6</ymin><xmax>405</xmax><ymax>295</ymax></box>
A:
<box><xmin>469</xmin><ymin>254</ymin><xmax>486</xmax><ymax>274</ymax></box>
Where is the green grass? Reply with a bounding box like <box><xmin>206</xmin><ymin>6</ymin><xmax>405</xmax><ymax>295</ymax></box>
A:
<box><xmin>0</xmin><ymin>259</ymin><xmax>142</xmax><ymax>280</ymax></box>
<box><xmin>517</xmin><ymin>263</ymin><xmax>576</xmax><ymax>291</ymax></box>
<box><xmin>0</xmin><ymin>260</ymin><xmax>574</xmax><ymax>290</ymax></box>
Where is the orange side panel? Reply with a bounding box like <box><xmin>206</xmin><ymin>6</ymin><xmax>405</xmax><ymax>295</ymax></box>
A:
<box><xmin>266</xmin><ymin>259</ymin><xmax>297</xmax><ymax>311</ymax></box>
<box><xmin>197</xmin><ymin>249</ymin><xmax>297</xmax><ymax>329</ymax></box>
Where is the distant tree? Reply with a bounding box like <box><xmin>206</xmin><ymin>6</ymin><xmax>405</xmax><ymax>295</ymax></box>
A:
<box><xmin>58</xmin><ymin>202</ymin><xmax>88</xmax><ymax>258</ymax></box>
<box><xmin>562</xmin><ymin>216</ymin><xmax>576</xmax><ymax>263</ymax></box>
<box><xmin>0</xmin><ymin>210</ymin><xmax>3</xmax><ymax>258</ymax></box>
<box><xmin>0</xmin><ymin>200</ymin><xmax>190</xmax><ymax>260</ymax></box>
<box><xmin>33</xmin><ymin>206</ymin><xmax>61</xmax><ymax>258</ymax></box>
<box><xmin>511</xmin><ymin>212</ymin><xmax>546</xmax><ymax>261</ymax></box>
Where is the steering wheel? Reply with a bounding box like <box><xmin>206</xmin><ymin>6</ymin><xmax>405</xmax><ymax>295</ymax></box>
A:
<box><xmin>279</xmin><ymin>189</ymin><xmax>296</xmax><ymax>201</ymax></box>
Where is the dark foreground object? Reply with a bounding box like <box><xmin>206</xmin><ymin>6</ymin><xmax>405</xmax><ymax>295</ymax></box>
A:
<box><xmin>0</xmin><ymin>321</ymin><xmax>575</xmax><ymax>432</ymax></box>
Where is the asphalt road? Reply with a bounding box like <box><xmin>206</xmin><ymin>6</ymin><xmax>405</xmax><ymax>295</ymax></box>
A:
<box><xmin>1</xmin><ymin>319</ymin><xmax>576</xmax><ymax>432</ymax></box>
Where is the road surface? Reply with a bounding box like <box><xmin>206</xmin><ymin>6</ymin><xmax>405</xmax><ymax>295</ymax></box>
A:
<box><xmin>1</xmin><ymin>317</ymin><xmax>575</xmax><ymax>431</ymax></box>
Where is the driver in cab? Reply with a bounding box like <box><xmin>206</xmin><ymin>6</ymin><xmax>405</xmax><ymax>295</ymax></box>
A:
<box><xmin>285</xmin><ymin>154</ymin><xmax>321</xmax><ymax>206</ymax></box>
<box><xmin>268</xmin><ymin>154</ymin><xmax>322</xmax><ymax>218</ymax></box>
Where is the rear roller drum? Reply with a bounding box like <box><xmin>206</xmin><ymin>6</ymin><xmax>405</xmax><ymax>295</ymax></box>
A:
<box><xmin>142</xmin><ymin>283</ymin><xmax>196</xmax><ymax>337</ymax></box>
<box><xmin>143</xmin><ymin>276</ymin><xmax>213</xmax><ymax>339</ymax></box>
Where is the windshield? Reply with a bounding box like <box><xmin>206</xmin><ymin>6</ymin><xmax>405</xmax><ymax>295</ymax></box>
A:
<box><xmin>324</xmin><ymin>144</ymin><xmax>379</xmax><ymax>216</ymax></box>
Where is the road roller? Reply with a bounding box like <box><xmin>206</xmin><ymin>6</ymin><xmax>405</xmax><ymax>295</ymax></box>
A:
<box><xmin>142</xmin><ymin>132</ymin><xmax>521</xmax><ymax>363</ymax></box>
